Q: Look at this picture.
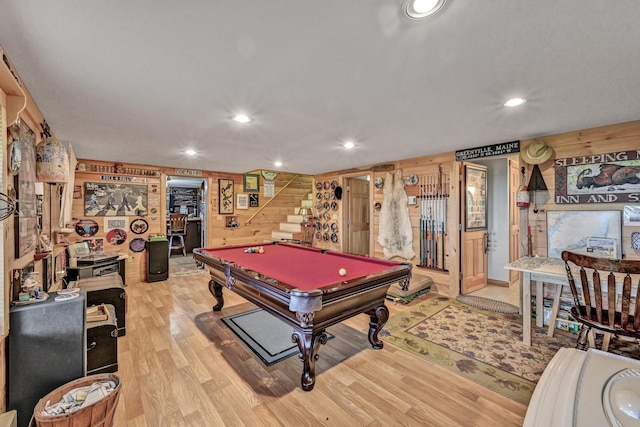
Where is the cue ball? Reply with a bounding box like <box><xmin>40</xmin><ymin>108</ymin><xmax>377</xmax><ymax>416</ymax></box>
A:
<box><xmin>339</xmin><ymin>268</ymin><xmax>347</xmax><ymax>276</ymax></box>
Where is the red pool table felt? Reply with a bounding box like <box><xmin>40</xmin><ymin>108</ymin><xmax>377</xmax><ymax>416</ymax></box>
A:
<box><xmin>200</xmin><ymin>244</ymin><xmax>401</xmax><ymax>291</ymax></box>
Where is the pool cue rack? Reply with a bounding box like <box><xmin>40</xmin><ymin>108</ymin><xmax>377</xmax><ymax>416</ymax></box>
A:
<box><xmin>417</xmin><ymin>168</ymin><xmax>449</xmax><ymax>271</ymax></box>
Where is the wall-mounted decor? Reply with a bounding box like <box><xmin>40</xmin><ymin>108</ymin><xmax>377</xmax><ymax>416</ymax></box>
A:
<box><xmin>236</xmin><ymin>193</ymin><xmax>249</xmax><ymax>210</ymax></box>
<box><xmin>12</xmin><ymin>119</ymin><xmax>38</xmax><ymax>257</ymax></box>
<box><xmin>249</xmin><ymin>194</ymin><xmax>259</xmax><ymax>207</ymax></box>
<box><xmin>225</xmin><ymin>215</ymin><xmax>239</xmax><ymax>228</ymax></box>
<box><xmin>546</xmin><ymin>210</ymin><xmax>622</xmax><ymax>259</ymax></box>
<box><xmin>554</xmin><ymin>150</ymin><xmax>640</xmax><ymax>204</ymax></box>
<box><xmin>219</xmin><ymin>179</ymin><xmax>234</xmax><ymax>214</ymax></box>
<box><xmin>84</xmin><ymin>182</ymin><xmax>148</xmax><ymax>216</ymax></box>
<box><xmin>129</xmin><ymin>238</ymin><xmax>146</xmax><ymax>253</ymax></box>
<box><xmin>84</xmin><ymin>238</ymin><xmax>105</xmax><ymax>254</ymax></box>
<box><xmin>75</xmin><ymin>219</ymin><xmax>99</xmax><ymax>237</ymax></box>
<box><xmin>243</xmin><ymin>174</ymin><xmax>260</xmax><ymax>192</ymax></box>
<box><xmin>130</xmin><ymin>218</ymin><xmax>149</xmax><ymax>234</ymax></box>
<box><xmin>106</xmin><ymin>229</ymin><xmax>127</xmax><ymax>245</ymax></box>
<box><xmin>465</xmin><ymin>165</ymin><xmax>487</xmax><ymax>231</ymax></box>
<box><xmin>624</xmin><ymin>205</ymin><xmax>640</xmax><ymax>227</ymax></box>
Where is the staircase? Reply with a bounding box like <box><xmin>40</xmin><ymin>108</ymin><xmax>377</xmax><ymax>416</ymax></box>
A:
<box><xmin>270</xmin><ymin>193</ymin><xmax>314</xmax><ymax>241</ymax></box>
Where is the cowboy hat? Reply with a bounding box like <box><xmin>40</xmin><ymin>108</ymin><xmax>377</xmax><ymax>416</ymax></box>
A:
<box><xmin>521</xmin><ymin>140</ymin><xmax>554</xmax><ymax>165</ymax></box>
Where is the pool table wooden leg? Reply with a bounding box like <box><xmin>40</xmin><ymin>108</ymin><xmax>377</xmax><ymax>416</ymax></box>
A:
<box><xmin>292</xmin><ymin>330</ymin><xmax>329</xmax><ymax>391</ymax></box>
<box><xmin>208</xmin><ymin>279</ymin><xmax>225</xmax><ymax>311</ymax></box>
<box><xmin>366</xmin><ymin>305</ymin><xmax>389</xmax><ymax>349</ymax></box>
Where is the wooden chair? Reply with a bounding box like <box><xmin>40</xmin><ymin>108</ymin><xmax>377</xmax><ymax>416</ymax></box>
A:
<box><xmin>168</xmin><ymin>213</ymin><xmax>188</xmax><ymax>257</ymax></box>
<box><xmin>562</xmin><ymin>250</ymin><xmax>640</xmax><ymax>351</ymax></box>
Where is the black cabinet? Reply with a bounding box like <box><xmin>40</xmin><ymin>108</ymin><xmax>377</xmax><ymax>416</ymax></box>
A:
<box><xmin>8</xmin><ymin>291</ymin><xmax>86</xmax><ymax>427</ymax></box>
<box><xmin>86</xmin><ymin>304</ymin><xmax>118</xmax><ymax>375</ymax></box>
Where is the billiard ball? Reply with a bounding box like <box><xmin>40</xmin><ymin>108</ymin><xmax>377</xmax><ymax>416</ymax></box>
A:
<box><xmin>258</xmin><ymin>248</ymin><xmax>264</xmax><ymax>254</ymax></box>
<box><xmin>339</xmin><ymin>268</ymin><xmax>347</xmax><ymax>276</ymax></box>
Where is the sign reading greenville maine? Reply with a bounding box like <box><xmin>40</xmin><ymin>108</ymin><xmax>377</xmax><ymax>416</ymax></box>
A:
<box><xmin>455</xmin><ymin>141</ymin><xmax>520</xmax><ymax>161</ymax></box>
<box><xmin>554</xmin><ymin>150</ymin><xmax>640</xmax><ymax>204</ymax></box>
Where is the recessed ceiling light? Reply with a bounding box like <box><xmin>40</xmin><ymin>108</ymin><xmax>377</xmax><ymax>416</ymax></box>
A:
<box><xmin>274</xmin><ymin>161</ymin><xmax>283</xmax><ymax>167</ymax></box>
<box><xmin>404</xmin><ymin>0</ymin><xmax>446</xmax><ymax>19</ymax></box>
<box><xmin>504</xmin><ymin>98</ymin><xmax>526</xmax><ymax>107</ymax></box>
<box><xmin>343</xmin><ymin>141</ymin><xmax>355</xmax><ymax>149</ymax></box>
<box><xmin>232</xmin><ymin>114</ymin><xmax>252</xmax><ymax>123</ymax></box>
<box><xmin>185</xmin><ymin>149</ymin><xmax>197</xmax><ymax>156</ymax></box>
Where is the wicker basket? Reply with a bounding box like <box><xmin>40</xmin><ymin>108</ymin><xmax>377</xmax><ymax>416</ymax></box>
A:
<box><xmin>32</xmin><ymin>374</ymin><xmax>121</xmax><ymax>427</ymax></box>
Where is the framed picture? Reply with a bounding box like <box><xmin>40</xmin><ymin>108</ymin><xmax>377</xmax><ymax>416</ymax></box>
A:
<box><xmin>546</xmin><ymin>210</ymin><xmax>622</xmax><ymax>259</ymax></box>
<box><xmin>84</xmin><ymin>238</ymin><xmax>105</xmax><ymax>254</ymax></box>
<box><xmin>219</xmin><ymin>178</ymin><xmax>234</xmax><ymax>214</ymax></box>
<box><xmin>249</xmin><ymin>193</ymin><xmax>259</xmax><ymax>207</ymax></box>
<box><xmin>465</xmin><ymin>165</ymin><xmax>487</xmax><ymax>231</ymax></box>
<box><xmin>12</xmin><ymin>120</ymin><xmax>38</xmax><ymax>257</ymax></box>
<box><xmin>73</xmin><ymin>185</ymin><xmax>82</xmax><ymax>199</ymax></box>
<box><xmin>243</xmin><ymin>174</ymin><xmax>260</xmax><ymax>192</ymax></box>
<box><xmin>225</xmin><ymin>215</ymin><xmax>239</xmax><ymax>228</ymax></box>
<box><xmin>237</xmin><ymin>193</ymin><xmax>249</xmax><ymax>210</ymax></box>
<box><xmin>84</xmin><ymin>182</ymin><xmax>148</xmax><ymax>216</ymax></box>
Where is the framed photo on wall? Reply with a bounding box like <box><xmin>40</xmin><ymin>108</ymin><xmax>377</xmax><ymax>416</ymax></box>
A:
<box><xmin>243</xmin><ymin>174</ymin><xmax>260</xmax><ymax>192</ymax></box>
<box><xmin>219</xmin><ymin>178</ymin><xmax>234</xmax><ymax>214</ymax></box>
<box><xmin>237</xmin><ymin>193</ymin><xmax>249</xmax><ymax>210</ymax></box>
<box><xmin>249</xmin><ymin>194</ymin><xmax>259</xmax><ymax>207</ymax></box>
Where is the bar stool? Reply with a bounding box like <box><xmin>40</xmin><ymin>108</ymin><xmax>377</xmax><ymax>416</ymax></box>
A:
<box><xmin>168</xmin><ymin>213</ymin><xmax>188</xmax><ymax>257</ymax></box>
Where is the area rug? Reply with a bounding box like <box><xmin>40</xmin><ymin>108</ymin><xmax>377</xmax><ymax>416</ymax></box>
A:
<box><xmin>170</xmin><ymin>269</ymin><xmax>206</xmax><ymax>277</ymax></box>
<box><xmin>222</xmin><ymin>309</ymin><xmax>333</xmax><ymax>366</ymax></box>
<box><xmin>456</xmin><ymin>294</ymin><xmax>519</xmax><ymax>314</ymax></box>
<box><xmin>381</xmin><ymin>295</ymin><xmax>575</xmax><ymax>405</ymax></box>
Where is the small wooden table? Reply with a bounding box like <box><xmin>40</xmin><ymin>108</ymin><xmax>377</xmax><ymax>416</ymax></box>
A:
<box><xmin>505</xmin><ymin>256</ymin><xmax>568</xmax><ymax>346</ymax></box>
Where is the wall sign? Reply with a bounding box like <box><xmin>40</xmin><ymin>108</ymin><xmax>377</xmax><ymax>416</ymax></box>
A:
<box><xmin>455</xmin><ymin>141</ymin><xmax>520</xmax><ymax>161</ymax></box>
<box><xmin>554</xmin><ymin>150</ymin><xmax>640</xmax><ymax>204</ymax></box>
<box><xmin>175</xmin><ymin>169</ymin><xmax>202</xmax><ymax>177</ymax></box>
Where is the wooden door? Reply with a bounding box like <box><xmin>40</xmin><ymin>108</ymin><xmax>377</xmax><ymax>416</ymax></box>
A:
<box><xmin>508</xmin><ymin>159</ymin><xmax>520</xmax><ymax>285</ymax></box>
<box><xmin>346</xmin><ymin>176</ymin><xmax>370</xmax><ymax>256</ymax></box>
<box><xmin>460</xmin><ymin>163</ymin><xmax>488</xmax><ymax>294</ymax></box>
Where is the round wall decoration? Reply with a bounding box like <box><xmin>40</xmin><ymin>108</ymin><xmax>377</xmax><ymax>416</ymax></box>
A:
<box><xmin>374</xmin><ymin>177</ymin><xmax>384</xmax><ymax>189</ymax></box>
<box><xmin>405</xmin><ymin>174</ymin><xmax>418</xmax><ymax>186</ymax></box>
<box><xmin>130</xmin><ymin>218</ymin><xmax>149</xmax><ymax>234</ymax></box>
<box><xmin>75</xmin><ymin>219</ymin><xmax>99</xmax><ymax>237</ymax></box>
<box><xmin>107</xmin><ymin>228</ymin><xmax>127</xmax><ymax>245</ymax></box>
<box><xmin>129</xmin><ymin>238</ymin><xmax>146</xmax><ymax>253</ymax></box>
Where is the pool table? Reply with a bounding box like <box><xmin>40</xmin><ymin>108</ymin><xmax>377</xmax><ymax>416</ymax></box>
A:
<box><xmin>193</xmin><ymin>242</ymin><xmax>412</xmax><ymax>391</ymax></box>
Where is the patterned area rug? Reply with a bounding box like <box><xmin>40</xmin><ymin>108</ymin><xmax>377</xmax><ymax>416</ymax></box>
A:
<box><xmin>381</xmin><ymin>295</ymin><xmax>575</xmax><ymax>405</ymax></box>
<box><xmin>455</xmin><ymin>295</ymin><xmax>519</xmax><ymax>314</ymax></box>
<box><xmin>170</xmin><ymin>269</ymin><xmax>206</xmax><ymax>277</ymax></box>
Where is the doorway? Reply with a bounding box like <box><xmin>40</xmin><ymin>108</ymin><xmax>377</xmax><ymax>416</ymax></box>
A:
<box><xmin>166</xmin><ymin>176</ymin><xmax>207</xmax><ymax>258</ymax></box>
<box><xmin>343</xmin><ymin>174</ymin><xmax>371</xmax><ymax>256</ymax></box>
<box><xmin>460</xmin><ymin>156</ymin><xmax>521</xmax><ymax>306</ymax></box>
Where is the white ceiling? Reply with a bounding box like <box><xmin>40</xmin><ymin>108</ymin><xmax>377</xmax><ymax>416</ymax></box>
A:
<box><xmin>1</xmin><ymin>1</ymin><xmax>639</xmax><ymax>175</ymax></box>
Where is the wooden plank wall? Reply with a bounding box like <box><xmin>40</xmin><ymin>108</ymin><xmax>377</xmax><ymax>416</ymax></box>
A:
<box><xmin>521</xmin><ymin>120</ymin><xmax>640</xmax><ymax>261</ymax></box>
<box><xmin>70</xmin><ymin>164</ymin><xmax>314</xmax><ymax>284</ymax></box>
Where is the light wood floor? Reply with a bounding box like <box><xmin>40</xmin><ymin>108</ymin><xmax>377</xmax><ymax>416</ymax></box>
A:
<box><xmin>113</xmin><ymin>258</ymin><xmax>527</xmax><ymax>426</ymax></box>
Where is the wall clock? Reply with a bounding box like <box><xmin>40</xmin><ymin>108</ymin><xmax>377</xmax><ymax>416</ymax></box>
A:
<box><xmin>9</xmin><ymin>139</ymin><xmax>21</xmax><ymax>176</ymax></box>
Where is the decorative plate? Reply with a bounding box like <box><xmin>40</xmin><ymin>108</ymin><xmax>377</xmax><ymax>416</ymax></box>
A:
<box><xmin>323</xmin><ymin>181</ymin><xmax>330</xmax><ymax>190</ymax></box>
<box><xmin>75</xmin><ymin>219</ymin><xmax>99</xmax><ymax>237</ymax></box>
<box><xmin>316</xmin><ymin>202</ymin><xmax>323</xmax><ymax>211</ymax></box>
<box><xmin>324</xmin><ymin>192</ymin><xmax>330</xmax><ymax>200</ymax></box>
<box><xmin>315</xmin><ymin>181</ymin><xmax>323</xmax><ymax>191</ymax></box>
<box><xmin>323</xmin><ymin>201</ymin><xmax>329</xmax><ymax>210</ymax></box>
<box><xmin>374</xmin><ymin>177</ymin><xmax>384</xmax><ymax>189</ymax></box>
<box><xmin>316</xmin><ymin>192</ymin><xmax>323</xmax><ymax>200</ymax></box>
<box><xmin>323</xmin><ymin>233</ymin><xmax>330</xmax><ymax>242</ymax></box>
<box><xmin>315</xmin><ymin>232</ymin><xmax>322</xmax><ymax>240</ymax></box>
<box><xmin>331</xmin><ymin>201</ymin><xmax>338</xmax><ymax>211</ymax></box>
<box><xmin>129</xmin><ymin>237</ymin><xmax>146</xmax><ymax>253</ymax></box>
<box><xmin>106</xmin><ymin>228</ymin><xmax>127</xmax><ymax>245</ymax></box>
<box><xmin>323</xmin><ymin>212</ymin><xmax>330</xmax><ymax>221</ymax></box>
<box><xmin>130</xmin><ymin>218</ymin><xmax>149</xmax><ymax>235</ymax></box>
<box><xmin>330</xmin><ymin>180</ymin><xmax>338</xmax><ymax>190</ymax></box>
<box><xmin>374</xmin><ymin>202</ymin><xmax>382</xmax><ymax>211</ymax></box>
<box><xmin>405</xmin><ymin>174</ymin><xmax>418</xmax><ymax>186</ymax></box>
<box><xmin>9</xmin><ymin>139</ymin><xmax>21</xmax><ymax>176</ymax></box>
<box><xmin>323</xmin><ymin>223</ymin><xmax>329</xmax><ymax>231</ymax></box>
<box><xmin>331</xmin><ymin>223</ymin><xmax>338</xmax><ymax>232</ymax></box>
<box><xmin>331</xmin><ymin>233</ymin><xmax>338</xmax><ymax>243</ymax></box>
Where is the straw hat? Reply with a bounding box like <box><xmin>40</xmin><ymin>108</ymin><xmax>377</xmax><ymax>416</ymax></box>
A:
<box><xmin>521</xmin><ymin>140</ymin><xmax>554</xmax><ymax>164</ymax></box>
